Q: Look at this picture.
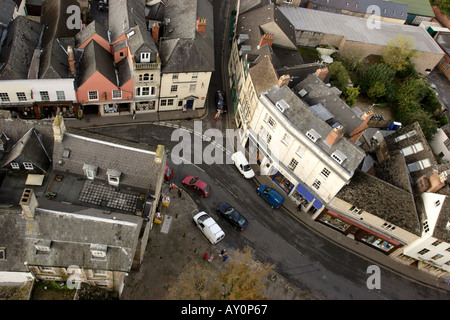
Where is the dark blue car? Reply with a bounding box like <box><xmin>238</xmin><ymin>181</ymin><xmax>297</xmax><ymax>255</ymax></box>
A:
<box><xmin>217</xmin><ymin>203</ymin><xmax>248</xmax><ymax>230</ymax></box>
<box><xmin>257</xmin><ymin>185</ymin><xmax>285</xmax><ymax>209</ymax></box>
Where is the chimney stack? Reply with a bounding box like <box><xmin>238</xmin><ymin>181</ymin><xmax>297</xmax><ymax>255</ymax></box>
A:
<box><xmin>152</xmin><ymin>22</ymin><xmax>160</xmax><ymax>42</ymax></box>
<box><xmin>67</xmin><ymin>46</ymin><xmax>76</xmax><ymax>77</ymax></box>
<box><xmin>20</xmin><ymin>189</ymin><xmax>38</xmax><ymax>221</ymax></box>
<box><xmin>53</xmin><ymin>115</ymin><xmax>66</xmax><ymax>142</ymax></box>
<box><xmin>315</xmin><ymin>67</ymin><xmax>329</xmax><ymax>81</ymax></box>
<box><xmin>196</xmin><ymin>17</ymin><xmax>207</xmax><ymax>36</ymax></box>
<box><xmin>259</xmin><ymin>33</ymin><xmax>274</xmax><ymax>48</ymax></box>
<box><xmin>326</xmin><ymin>125</ymin><xmax>345</xmax><ymax>146</ymax></box>
<box><xmin>278</xmin><ymin>74</ymin><xmax>291</xmax><ymax>87</ymax></box>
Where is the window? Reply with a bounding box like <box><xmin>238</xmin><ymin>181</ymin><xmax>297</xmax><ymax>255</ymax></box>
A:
<box><xmin>0</xmin><ymin>93</ymin><xmax>10</xmax><ymax>102</ymax></box>
<box><xmin>306</xmin><ymin>129</ymin><xmax>321</xmax><ymax>143</ymax></box>
<box><xmin>16</xmin><ymin>92</ymin><xmax>27</xmax><ymax>101</ymax></box>
<box><xmin>331</xmin><ymin>150</ymin><xmax>347</xmax><ymax>165</ymax></box>
<box><xmin>139</xmin><ymin>73</ymin><xmax>152</xmax><ymax>82</ymax></box>
<box><xmin>423</xmin><ymin>221</ymin><xmax>430</xmax><ymax>233</ymax></box>
<box><xmin>160</xmin><ymin>99</ymin><xmax>167</xmax><ymax>106</ymax></box>
<box><xmin>431</xmin><ymin>240</ymin><xmax>442</xmax><ymax>246</ymax></box>
<box><xmin>136</xmin><ymin>87</ymin><xmax>155</xmax><ymax>96</ymax></box>
<box><xmin>39</xmin><ymin>266</ymin><xmax>55</xmax><ymax>274</ymax></box>
<box><xmin>321</xmin><ymin>168</ymin><xmax>331</xmax><ymax>178</ymax></box>
<box><xmin>0</xmin><ymin>248</ymin><xmax>5</xmax><ymax>261</ymax></box>
<box><xmin>265</xmin><ymin>115</ymin><xmax>276</xmax><ymax>129</ymax></box>
<box><xmin>167</xmin><ymin>99</ymin><xmax>174</xmax><ymax>106</ymax></box>
<box><xmin>141</xmin><ymin>52</ymin><xmax>151</xmax><ymax>62</ymax></box>
<box><xmin>296</xmin><ymin>146</ymin><xmax>305</xmax><ymax>158</ymax></box>
<box><xmin>382</xmin><ymin>222</ymin><xmax>396</xmax><ymax>231</ymax></box>
<box><xmin>445</xmin><ymin>63</ymin><xmax>450</xmax><ymax>71</ymax></box>
<box><xmin>56</xmin><ymin>91</ymin><xmax>65</xmax><ymax>101</ymax></box>
<box><xmin>170</xmin><ymin>85</ymin><xmax>178</xmax><ymax>92</ymax></box>
<box><xmin>112</xmin><ymin>90</ymin><xmax>122</xmax><ymax>99</ymax></box>
<box><xmin>172</xmin><ymin>74</ymin><xmax>178</xmax><ymax>80</ymax></box>
<box><xmin>40</xmin><ymin>91</ymin><xmax>50</xmax><ymax>101</ymax></box>
<box><xmin>288</xmin><ymin>158</ymin><xmax>298</xmax><ymax>171</ymax></box>
<box><xmin>91</xmin><ymin>244</ymin><xmax>107</xmax><ymax>261</ymax></box>
<box><xmin>435</xmin><ymin>200</ymin><xmax>441</xmax><ymax>207</ymax></box>
<box><xmin>10</xmin><ymin>162</ymin><xmax>20</xmax><ymax>169</ymax></box>
<box><xmin>348</xmin><ymin>206</ymin><xmax>362</xmax><ymax>215</ymax></box>
<box><xmin>418</xmin><ymin>248</ymin><xmax>430</xmax><ymax>255</ymax></box>
<box><xmin>432</xmin><ymin>254</ymin><xmax>443</xmax><ymax>260</ymax></box>
<box><xmin>107</xmin><ymin>169</ymin><xmax>121</xmax><ymax>187</ymax></box>
<box><xmin>444</xmin><ymin>139</ymin><xmax>450</xmax><ymax>151</ymax></box>
<box><xmin>192</xmin><ymin>73</ymin><xmax>198</xmax><ymax>79</ymax></box>
<box><xmin>312</xmin><ymin>180</ymin><xmax>321</xmax><ymax>190</ymax></box>
<box><xmin>23</xmin><ymin>162</ymin><xmax>34</xmax><ymax>170</ymax></box>
<box><xmin>189</xmin><ymin>84</ymin><xmax>196</xmax><ymax>92</ymax></box>
<box><xmin>88</xmin><ymin>91</ymin><xmax>98</xmax><ymax>101</ymax></box>
<box><xmin>83</xmin><ymin>164</ymin><xmax>98</xmax><ymax>180</ymax></box>
<box><xmin>281</xmin><ymin>134</ymin><xmax>291</xmax><ymax>146</ymax></box>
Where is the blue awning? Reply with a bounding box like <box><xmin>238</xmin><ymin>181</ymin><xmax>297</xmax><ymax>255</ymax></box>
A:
<box><xmin>295</xmin><ymin>183</ymin><xmax>314</xmax><ymax>202</ymax></box>
<box><xmin>313</xmin><ymin>199</ymin><xmax>323</xmax><ymax>210</ymax></box>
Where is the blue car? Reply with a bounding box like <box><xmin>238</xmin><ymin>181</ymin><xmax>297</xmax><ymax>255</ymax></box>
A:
<box><xmin>257</xmin><ymin>185</ymin><xmax>285</xmax><ymax>209</ymax></box>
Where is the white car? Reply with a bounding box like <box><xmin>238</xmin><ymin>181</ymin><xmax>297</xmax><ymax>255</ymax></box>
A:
<box><xmin>193</xmin><ymin>211</ymin><xmax>225</xmax><ymax>245</ymax></box>
<box><xmin>231</xmin><ymin>151</ymin><xmax>255</xmax><ymax>179</ymax></box>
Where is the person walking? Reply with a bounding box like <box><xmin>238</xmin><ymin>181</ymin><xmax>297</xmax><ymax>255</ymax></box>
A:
<box><xmin>208</xmin><ymin>254</ymin><xmax>214</xmax><ymax>262</ymax></box>
<box><xmin>203</xmin><ymin>252</ymin><xmax>208</xmax><ymax>260</ymax></box>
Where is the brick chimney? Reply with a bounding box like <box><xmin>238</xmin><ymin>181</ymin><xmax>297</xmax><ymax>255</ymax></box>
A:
<box><xmin>427</xmin><ymin>171</ymin><xmax>446</xmax><ymax>193</ymax></box>
<box><xmin>278</xmin><ymin>74</ymin><xmax>291</xmax><ymax>87</ymax></box>
<box><xmin>67</xmin><ymin>45</ymin><xmax>76</xmax><ymax>77</ymax></box>
<box><xmin>152</xmin><ymin>22</ymin><xmax>160</xmax><ymax>42</ymax></box>
<box><xmin>315</xmin><ymin>67</ymin><xmax>329</xmax><ymax>81</ymax></box>
<box><xmin>326</xmin><ymin>125</ymin><xmax>345</xmax><ymax>146</ymax></box>
<box><xmin>53</xmin><ymin>115</ymin><xmax>66</xmax><ymax>142</ymax></box>
<box><xmin>20</xmin><ymin>188</ymin><xmax>38</xmax><ymax>221</ymax></box>
<box><xmin>196</xmin><ymin>17</ymin><xmax>207</xmax><ymax>36</ymax></box>
<box><xmin>259</xmin><ymin>33</ymin><xmax>274</xmax><ymax>48</ymax></box>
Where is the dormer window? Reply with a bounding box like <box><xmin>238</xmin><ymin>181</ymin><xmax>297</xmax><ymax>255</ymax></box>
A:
<box><xmin>107</xmin><ymin>169</ymin><xmax>121</xmax><ymax>187</ymax></box>
<box><xmin>91</xmin><ymin>244</ymin><xmax>107</xmax><ymax>261</ymax></box>
<box><xmin>306</xmin><ymin>129</ymin><xmax>321</xmax><ymax>143</ymax></box>
<box><xmin>331</xmin><ymin>150</ymin><xmax>347</xmax><ymax>164</ymax></box>
<box><xmin>141</xmin><ymin>52</ymin><xmax>151</xmax><ymax>63</ymax></box>
<box><xmin>83</xmin><ymin>164</ymin><xmax>98</xmax><ymax>180</ymax></box>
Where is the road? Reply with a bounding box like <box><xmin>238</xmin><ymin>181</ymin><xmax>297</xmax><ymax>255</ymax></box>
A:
<box><xmin>88</xmin><ymin>122</ymin><xmax>449</xmax><ymax>300</ymax></box>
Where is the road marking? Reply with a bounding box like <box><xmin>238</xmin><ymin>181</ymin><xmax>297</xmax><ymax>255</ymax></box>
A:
<box><xmin>180</xmin><ymin>157</ymin><xmax>205</xmax><ymax>172</ymax></box>
<box><xmin>214</xmin><ymin>178</ymin><xmax>238</xmax><ymax>198</ymax></box>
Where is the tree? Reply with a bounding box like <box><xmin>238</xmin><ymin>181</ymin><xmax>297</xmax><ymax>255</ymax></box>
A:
<box><xmin>344</xmin><ymin>86</ymin><xmax>360</xmax><ymax>106</ymax></box>
<box><xmin>360</xmin><ymin>63</ymin><xmax>395</xmax><ymax>100</ymax></box>
<box><xmin>328</xmin><ymin>61</ymin><xmax>350</xmax><ymax>92</ymax></box>
<box><xmin>167</xmin><ymin>247</ymin><xmax>273</xmax><ymax>300</ymax></box>
<box><xmin>382</xmin><ymin>35</ymin><xmax>418</xmax><ymax>73</ymax></box>
<box><xmin>367</xmin><ymin>81</ymin><xmax>386</xmax><ymax>101</ymax></box>
<box><xmin>430</xmin><ymin>0</ymin><xmax>450</xmax><ymax>15</ymax></box>
<box><xmin>397</xmin><ymin>108</ymin><xmax>438</xmax><ymax>141</ymax></box>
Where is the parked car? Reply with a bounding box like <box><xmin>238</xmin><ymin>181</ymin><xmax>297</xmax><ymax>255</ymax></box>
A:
<box><xmin>193</xmin><ymin>211</ymin><xmax>225</xmax><ymax>245</ymax></box>
<box><xmin>257</xmin><ymin>185</ymin><xmax>285</xmax><ymax>209</ymax></box>
<box><xmin>182</xmin><ymin>175</ymin><xmax>211</xmax><ymax>197</ymax></box>
<box><xmin>217</xmin><ymin>203</ymin><xmax>248</xmax><ymax>230</ymax></box>
<box><xmin>231</xmin><ymin>151</ymin><xmax>255</xmax><ymax>179</ymax></box>
<box><xmin>164</xmin><ymin>165</ymin><xmax>174</xmax><ymax>181</ymax></box>
<box><xmin>215</xmin><ymin>90</ymin><xmax>227</xmax><ymax>113</ymax></box>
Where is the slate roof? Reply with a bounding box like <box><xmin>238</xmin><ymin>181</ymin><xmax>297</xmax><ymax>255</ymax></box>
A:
<box><xmin>0</xmin><ymin>16</ymin><xmax>43</xmax><ymax>80</ymax></box>
<box><xmin>108</xmin><ymin>0</ymin><xmax>147</xmax><ymax>43</ymax></box>
<box><xmin>295</xmin><ymin>73</ymin><xmax>364</xmax><ymax>136</ymax></box>
<box><xmin>38</xmin><ymin>37</ymin><xmax>76</xmax><ymax>79</ymax></box>
<box><xmin>435</xmin><ymin>32</ymin><xmax>450</xmax><ymax>56</ymax></box>
<box><xmin>127</xmin><ymin>23</ymin><xmax>158</xmax><ymax>61</ymax></box>
<box><xmin>0</xmin><ymin>198</ymin><xmax>142</xmax><ymax>272</ymax></box>
<box><xmin>77</xmin><ymin>40</ymin><xmax>117</xmax><ymax>87</ymax></box>
<box><xmin>0</xmin><ymin>128</ymin><xmax>51</xmax><ymax>173</ymax></box>
<box><xmin>249</xmin><ymin>56</ymin><xmax>279</xmax><ymax>95</ymax></box>
<box><xmin>263</xmin><ymin>84</ymin><xmax>366</xmax><ymax>176</ymax></box>
<box><xmin>336</xmin><ymin>169</ymin><xmax>421</xmax><ymax>235</ymax></box>
<box><xmin>75</xmin><ymin>19</ymin><xmax>109</xmax><ymax>48</ymax></box>
<box><xmin>279</xmin><ymin>6</ymin><xmax>444</xmax><ymax>55</ymax></box>
<box><xmin>159</xmin><ymin>0</ymin><xmax>214</xmax><ymax>73</ymax></box>
<box><xmin>53</xmin><ymin>127</ymin><xmax>160</xmax><ymax>193</ymax></box>
<box><xmin>0</xmin><ymin>0</ymin><xmax>16</xmax><ymax>28</ymax></box>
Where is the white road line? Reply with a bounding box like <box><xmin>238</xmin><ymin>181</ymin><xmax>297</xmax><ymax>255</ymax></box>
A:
<box><xmin>214</xmin><ymin>178</ymin><xmax>238</xmax><ymax>198</ymax></box>
<box><xmin>180</xmin><ymin>157</ymin><xmax>205</xmax><ymax>172</ymax></box>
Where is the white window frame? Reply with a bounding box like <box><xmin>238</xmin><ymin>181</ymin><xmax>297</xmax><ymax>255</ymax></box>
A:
<box><xmin>141</xmin><ymin>52</ymin><xmax>151</xmax><ymax>62</ymax></box>
<box><xmin>170</xmin><ymin>85</ymin><xmax>178</xmax><ymax>92</ymax></box>
<box><xmin>189</xmin><ymin>84</ymin><xmax>196</xmax><ymax>92</ymax></box>
<box><xmin>23</xmin><ymin>162</ymin><xmax>34</xmax><ymax>170</ymax></box>
<box><xmin>56</xmin><ymin>91</ymin><xmax>66</xmax><ymax>101</ymax></box>
<box><xmin>112</xmin><ymin>90</ymin><xmax>122</xmax><ymax>99</ymax></box>
<box><xmin>0</xmin><ymin>93</ymin><xmax>10</xmax><ymax>102</ymax></box>
<box><xmin>88</xmin><ymin>91</ymin><xmax>99</xmax><ymax>101</ymax></box>
<box><xmin>281</xmin><ymin>134</ymin><xmax>291</xmax><ymax>146</ymax></box>
<box><xmin>321</xmin><ymin>168</ymin><xmax>331</xmax><ymax>178</ymax></box>
<box><xmin>10</xmin><ymin>162</ymin><xmax>20</xmax><ymax>169</ymax></box>
<box><xmin>136</xmin><ymin>86</ymin><xmax>155</xmax><ymax>97</ymax></box>
<box><xmin>16</xmin><ymin>92</ymin><xmax>27</xmax><ymax>101</ymax></box>
<box><xmin>312</xmin><ymin>179</ymin><xmax>321</xmax><ymax>190</ymax></box>
<box><xmin>40</xmin><ymin>91</ymin><xmax>50</xmax><ymax>101</ymax></box>
<box><xmin>288</xmin><ymin>158</ymin><xmax>298</xmax><ymax>171</ymax></box>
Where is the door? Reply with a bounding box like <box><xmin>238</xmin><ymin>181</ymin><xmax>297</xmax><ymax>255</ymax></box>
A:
<box><xmin>186</xmin><ymin>99</ymin><xmax>194</xmax><ymax>109</ymax></box>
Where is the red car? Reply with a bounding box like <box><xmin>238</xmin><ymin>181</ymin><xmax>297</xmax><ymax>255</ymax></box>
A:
<box><xmin>182</xmin><ymin>175</ymin><xmax>211</xmax><ymax>197</ymax></box>
<box><xmin>164</xmin><ymin>165</ymin><xmax>174</xmax><ymax>180</ymax></box>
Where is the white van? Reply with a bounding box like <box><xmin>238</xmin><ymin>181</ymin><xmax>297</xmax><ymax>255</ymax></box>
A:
<box><xmin>193</xmin><ymin>211</ymin><xmax>225</xmax><ymax>245</ymax></box>
<box><xmin>231</xmin><ymin>151</ymin><xmax>255</xmax><ymax>179</ymax></box>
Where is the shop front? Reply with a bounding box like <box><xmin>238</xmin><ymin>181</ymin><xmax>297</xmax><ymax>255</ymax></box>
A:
<box><xmin>291</xmin><ymin>183</ymin><xmax>323</xmax><ymax>214</ymax></box>
<box><xmin>271</xmin><ymin>171</ymin><xmax>294</xmax><ymax>194</ymax></box>
<box><xmin>37</xmin><ymin>104</ymin><xmax>78</xmax><ymax>119</ymax></box>
<box><xmin>317</xmin><ymin>210</ymin><xmax>402</xmax><ymax>254</ymax></box>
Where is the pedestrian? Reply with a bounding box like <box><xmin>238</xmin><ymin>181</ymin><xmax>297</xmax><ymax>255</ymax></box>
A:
<box><xmin>220</xmin><ymin>249</ymin><xmax>227</xmax><ymax>256</ymax></box>
<box><xmin>208</xmin><ymin>254</ymin><xmax>214</xmax><ymax>262</ymax></box>
<box><xmin>222</xmin><ymin>253</ymin><xmax>229</xmax><ymax>262</ymax></box>
<box><xmin>132</xmin><ymin>109</ymin><xmax>136</xmax><ymax>120</ymax></box>
<box><xmin>183</xmin><ymin>104</ymin><xmax>187</xmax><ymax>113</ymax></box>
<box><xmin>203</xmin><ymin>252</ymin><xmax>208</xmax><ymax>260</ymax></box>
<box><xmin>178</xmin><ymin>189</ymin><xmax>182</xmax><ymax>198</ymax></box>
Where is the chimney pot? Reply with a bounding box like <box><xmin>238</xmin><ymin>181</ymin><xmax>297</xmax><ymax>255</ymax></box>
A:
<box><xmin>196</xmin><ymin>17</ymin><xmax>207</xmax><ymax>35</ymax></box>
<box><xmin>53</xmin><ymin>115</ymin><xmax>66</xmax><ymax>142</ymax></box>
<box><xmin>325</xmin><ymin>125</ymin><xmax>345</xmax><ymax>146</ymax></box>
<box><xmin>152</xmin><ymin>22</ymin><xmax>160</xmax><ymax>42</ymax></box>
<box><xmin>67</xmin><ymin>46</ymin><xmax>76</xmax><ymax>77</ymax></box>
<box><xmin>20</xmin><ymin>188</ymin><xmax>38</xmax><ymax>221</ymax></box>
<box><xmin>259</xmin><ymin>33</ymin><xmax>274</xmax><ymax>48</ymax></box>
<box><xmin>278</xmin><ymin>74</ymin><xmax>291</xmax><ymax>87</ymax></box>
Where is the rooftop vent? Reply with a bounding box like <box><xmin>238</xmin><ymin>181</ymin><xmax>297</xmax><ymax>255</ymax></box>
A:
<box><xmin>275</xmin><ymin>99</ymin><xmax>290</xmax><ymax>113</ymax></box>
<box><xmin>306</xmin><ymin>129</ymin><xmax>321</xmax><ymax>143</ymax></box>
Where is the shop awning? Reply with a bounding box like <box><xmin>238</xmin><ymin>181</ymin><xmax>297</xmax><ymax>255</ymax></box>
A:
<box><xmin>295</xmin><ymin>183</ymin><xmax>314</xmax><ymax>202</ymax></box>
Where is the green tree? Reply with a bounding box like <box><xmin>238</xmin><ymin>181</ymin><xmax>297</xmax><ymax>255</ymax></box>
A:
<box><xmin>430</xmin><ymin>0</ymin><xmax>450</xmax><ymax>15</ymax></box>
<box><xmin>367</xmin><ymin>81</ymin><xmax>386</xmax><ymax>101</ymax></box>
<box><xmin>360</xmin><ymin>63</ymin><xmax>395</xmax><ymax>99</ymax></box>
<box><xmin>329</xmin><ymin>61</ymin><xmax>350</xmax><ymax>92</ymax></box>
<box><xmin>382</xmin><ymin>35</ymin><xmax>419</xmax><ymax>73</ymax></box>
<box><xmin>344</xmin><ymin>86</ymin><xmax>360</xmax><ymax>106</ymax></box>
<box><xmin>397</xmin><ymin>108</ymin><xmax>438</xmax><ymax>141</ymax></box>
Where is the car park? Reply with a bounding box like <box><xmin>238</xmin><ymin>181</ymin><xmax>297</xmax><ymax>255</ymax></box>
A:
<box><xmin>231</xmin><ymin>151</ymin><xmax>255</xmax><ymax>179</ymax></box>
<box><xmin>217</xmin><ymin>203</ymin><xmax>248</xmax><ymax>230</ymax></box>
<box><xmin>193</xmin><ymin>211</ymin><xmax>225</xmax><ymax>245</ymax></box>
<box><xmin>257</xmin><ymin>185</ymin><xmax>285</xmax><ymax>209</ymax></box>
<box><xmin>182</xmin><ymin>175</ymin><xmax>211</xmax><ymax>197</ymax></box>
